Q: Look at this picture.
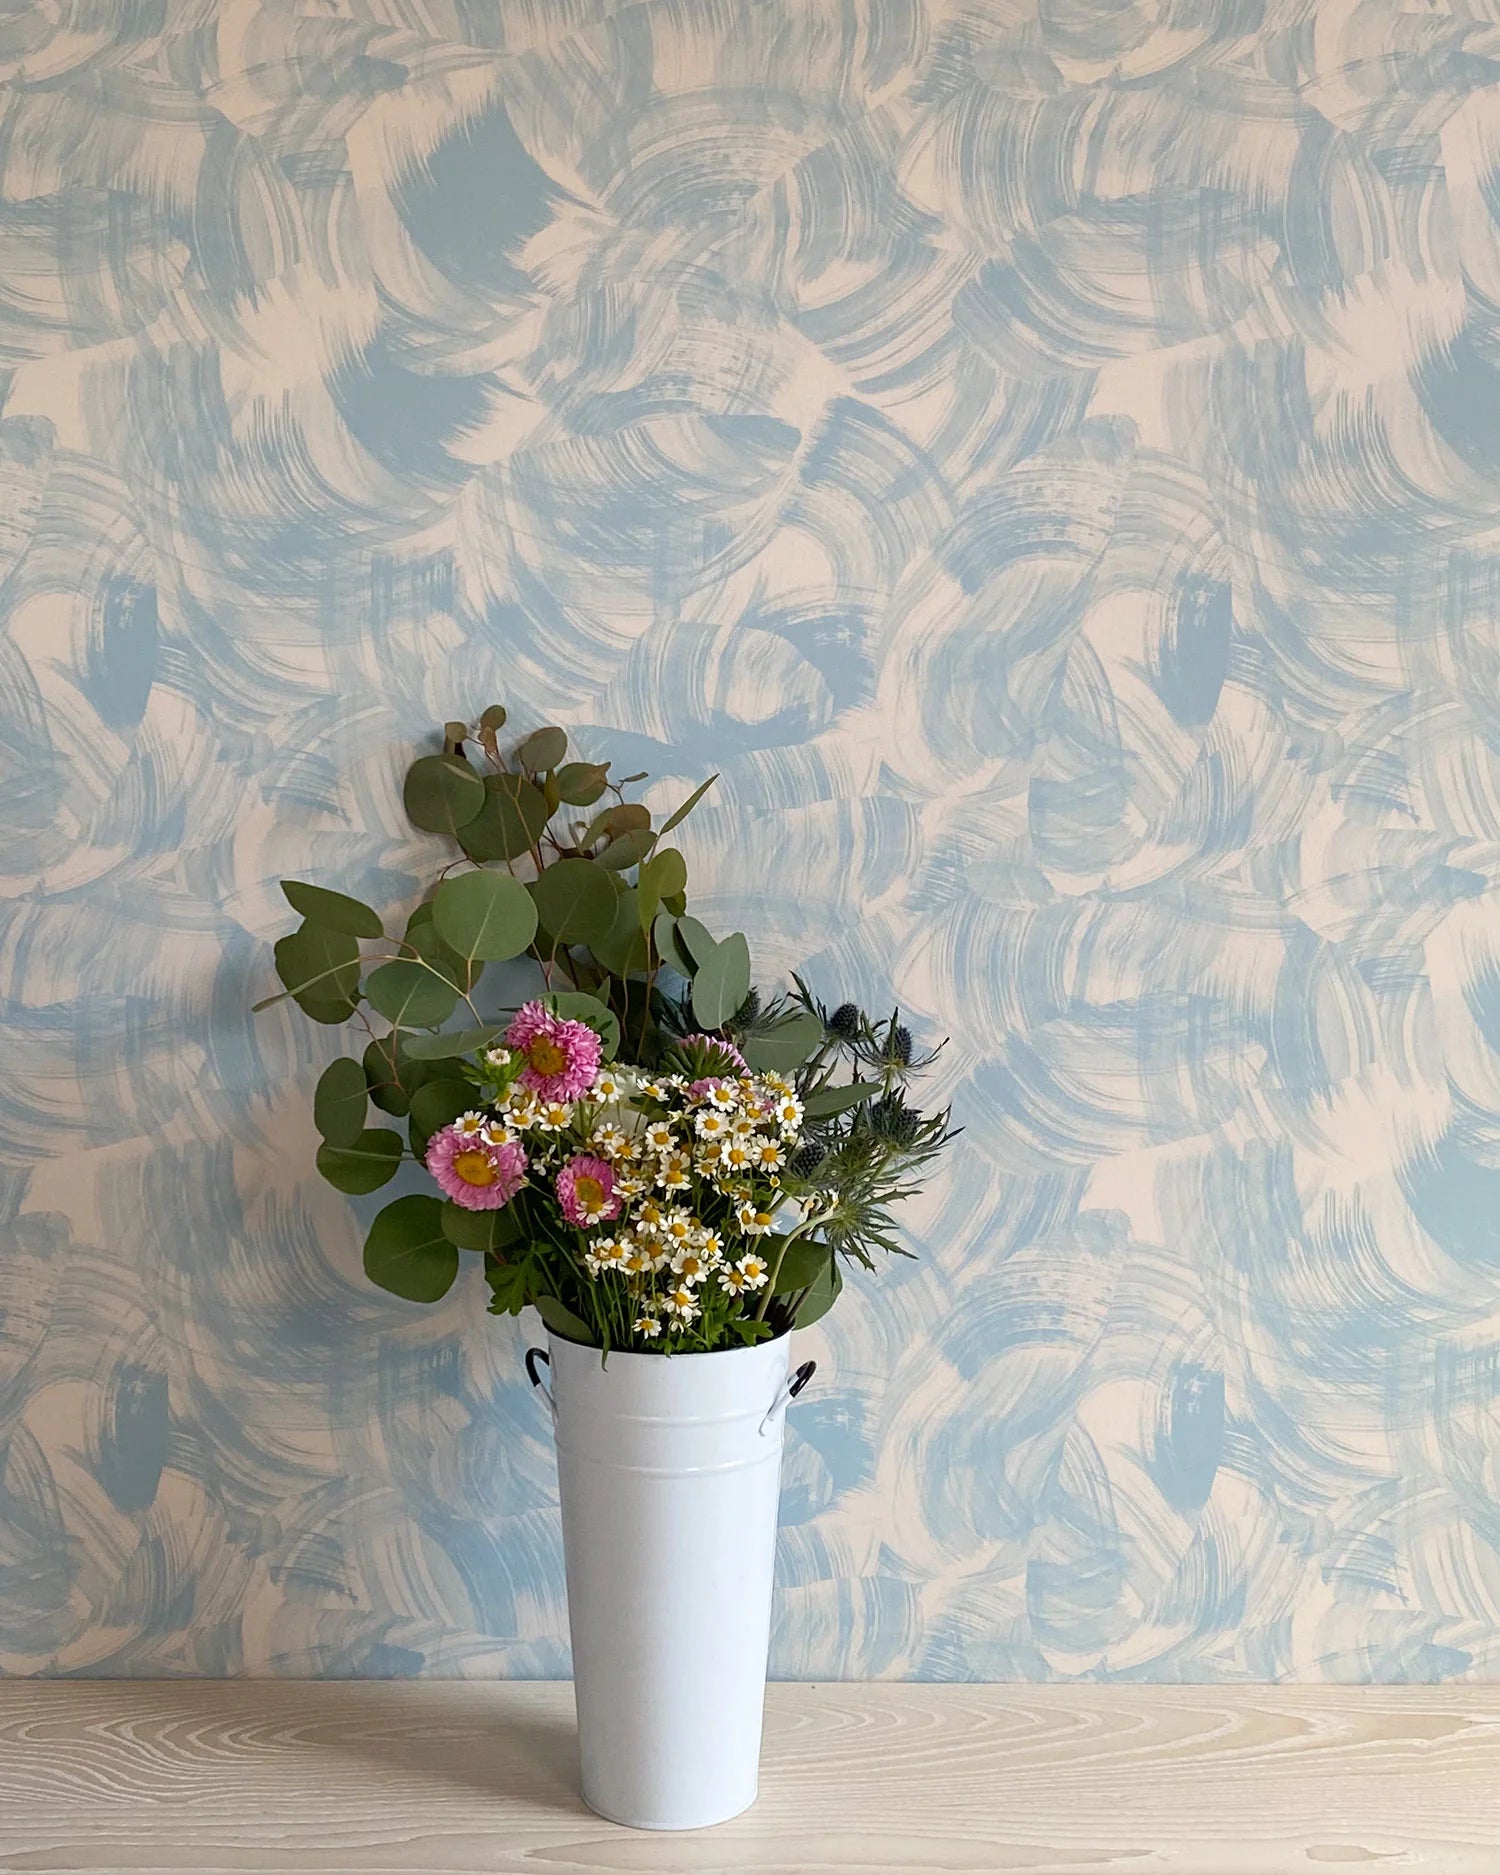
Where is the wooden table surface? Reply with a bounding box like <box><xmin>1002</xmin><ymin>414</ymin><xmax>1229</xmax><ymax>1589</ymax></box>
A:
<box><xmin>1</xmin><ymin>1680</ymin><xmax>1498</xmax><ymax>1873</ymax></box>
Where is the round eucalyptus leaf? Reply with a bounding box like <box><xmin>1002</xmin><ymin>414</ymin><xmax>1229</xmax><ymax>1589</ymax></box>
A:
<box><xmin>652</xmin><ymin>911</ymin><xmax>697</xmax><ymax>977</ymax></box>
<box><xmin>591</xmin><ymin>887</ymin><xmax>649</xmax><ymax>976</ymax></box>
<box><xmin>274</xmin><ymin>923</ymin><xmax>360</xmax><ymax>1009</ymax></box>
<box><xmin>529</xmin><ymin>858</ymin><xmax>618</xmax><ymax>946</ymax></box>
<box><xmin>401</xmin><ymin>1023</ymin><xmax>506</xmax><ymax>1061</ymax></box>
<box><xmin>440</xmin><ymin>1201</ymin><xmax>521</xmax><ymax>1253</ymax></box>
<box><xmin>313</xmin><ymin>1056</ymin><xmax>369</xmax><ymax>1147</ymax></box>
<box><xmin>364</xmin><ymin>1032</ymin><xmax>411</xmax><ymax>1116</ymax></box>
<box><xmin>691</xmin><ymin>931</ymin><xmax>751</xmax><ymax>1030</ymax></box>
<box><xmin>364</xmin><ymin>1196</ymin><xmax>459</xmax><ymax>1303</ymax></box>
<box><xmin>403</xmin><ymin>754</ymin><xmax>485</xmax><ymax>836</ymax></box>
<box><xmin>315</xmin><ymin>1128</ymin><xmax>404</xmax><ymax>1195</ymax></box>
<box><xmin>366</xmin><ymin>959</ymin><xmax>460</xmax><ymax>1029</ymax></box>
<box><xmin>555</xmin><ymin>761</ymin><xmax>610</xmax><ymax>806</ymax></box>
<box><xmin>518</xmin><ymin>725</ymin><xmax>568</xmax><ymax>772</ymax></box>
<box><xmin>596</xmin><ymin>829</ymin><xmax>655</xmax><ymax>872</ymax></box>
<box><xmin>741</xmin><ymin>1010</ymin><xmax>825</xmax><ymax>1074</ymax></box>
<box><xmin>462</xmin><ymin>773</ymin><xmax>551</xmax><ymax>862</ymax></box>
<box><xmin>280</xmin><ymin>881</ymin><xmax>383</xmax><ymax>939</ymax></box>
<box><xmin>433</xmin><ymin>870</ymin><xmax>539</xmax><ymax>962</ymax></box>
<box><xmin>410</xmin><ymin>1078</ymin><xmax>475</xmax><ymax>1140</ymax></box>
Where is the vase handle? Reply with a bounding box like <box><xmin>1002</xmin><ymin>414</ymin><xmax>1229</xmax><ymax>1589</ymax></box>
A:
<box><xmin>525</xmin><ymin>1346</ymin><xmax>556</xmax><ymax>1422</ymax></box>
<box><xmin>759</xmin><ymin>1359</ymin><xmax>816</xmax><ymax>1436</ymax></box>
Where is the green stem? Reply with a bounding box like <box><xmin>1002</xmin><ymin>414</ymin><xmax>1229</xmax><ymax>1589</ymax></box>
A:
<box><xmin>753</xmin><ymin>1204</ymin><xmax>835</xmax><ymax>1321</ymax></box>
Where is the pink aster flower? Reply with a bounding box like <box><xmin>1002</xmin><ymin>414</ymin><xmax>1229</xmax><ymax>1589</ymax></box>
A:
<box><xmin>556</xmin><ymin>1154</ymin><xmax>622</xmax><ymax>1228</ymax></box>
<box><xmin>505</xmin><ymin>1001</ymin><xmax>602</xmax><ymax>1102</ymax></box>
<box><xmin>427</xmin><ymin>1126</ymin><xmax>527</xmax><ymax>1211</ymax></box>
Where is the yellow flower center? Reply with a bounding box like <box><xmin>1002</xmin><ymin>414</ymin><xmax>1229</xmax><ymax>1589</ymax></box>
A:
<box><xmin>528</xmin><ymin>1036</ymin><xmax>567</xmax><ymax>1076</ymax></box>
<box><xmin>453</xmin><ymin>1150</ymin><xmax>497</xmax><ymax>1187</ymax></box>
<box><xmin>574</xmin><ymin>1174</ymin><xmax>605</xmax><ymax>1212</ymax></box>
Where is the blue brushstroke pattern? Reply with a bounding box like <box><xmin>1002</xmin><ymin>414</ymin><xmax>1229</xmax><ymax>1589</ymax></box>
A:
<box><xmin>3</xmin><ymin>0</ymin><xmax>1500</xmax><ymax>1684</ymax></box>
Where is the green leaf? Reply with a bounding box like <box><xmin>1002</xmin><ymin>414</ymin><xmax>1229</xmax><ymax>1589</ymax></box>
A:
<box><xmin>366</xmin><ymin>959</ymin><xmax>460</xmax><ymax>1029</ymax></box>
<box><xmin>591</xmin><ymin>886</ymin><xmax>649</xmax><ymax>975</ymax></box>
<box><xmin>771</xmin><ymin>1236</ymin><xmax>831</xmax><ymax>1294</ymax></box>
<box><xmin>486</xmin><ymin>1259</ymin><xmax>533</xmax><ymax>1316</ymax></box>
<box><xmin>556</xmin><ymin>761</ymin><xmax>610</xmax><ymax>806</ymax></box>
<box><xmin>604</xmin><ymin>803</ymin><xmax>651</xmax><ymax>837</ymax></box>
<box><xmin>741</xmin><ymin>1011</ymin><xmax>825</xmax><ymax>1074</ymax></box>
<box><xmin>274</xmin><ymin>923</ymin><xmax>361</xmax><ymax>1010</ymax></box>
<box><xmin>597</xmin><ymin>828</ymin><xmax>655</xmax><ymax>871</ymax></box>
<box><xmin>432</xmin><ymin>870</ymin><xmax>539</xmax><ymax>962</ymax></box>
<box><xmin>658</xmin><ymin>773</ymin><xmax>718</xmax><ymax>837</ymax></box>
<box><xmin>534</xmin><ymin>1293</ymin><xmax>596</xmax><ymax>1346</ymax></box>
<box><xmin>364</xmin><ymin>1032</ymin><xmax>414</xmax><ymax>1116</ymax></box>
<box><xmin>675</xmin><ymin>915</ymin><xmax>717</xmax><ymax>968</ymax></box>
<box><xmin>313</xmin><ymin>1056</ymin><xmax>369</xmax><ymax>1148</ymax></box>
<box><xmin>295</xmin><ymin>996</ymin><xmax>363</xmax><ymax>1026</ymax></box>
<box><xmin>315</xmin><ymin>1128</ymin><xmax>404</xmax><ymax>1194</ymax></box>
<box><xmin>518</xmin><ymin>725</ymin><xmax>568</xmax><ymax>771</ymax></box>
<box><xmin>401</xmin><ymin>1023</ymin><xmax>506</xmax><ymax>1061</ymax></box>
<box><xmin>479</xmin><ymin>704</ymin><xmax>508</xmax><ymax>731</ymax></box>
<box><xmin>410</xmin><ymin>1079</ymin><xmax>475</xmax><ymax>1140</ymax></box>
<box><xmin>543</xmin><ymin>990</ymin><xmax>621</xmax><ymax>1058</ymax></box>
<box><xmin>280</xmin><ymin>882</ymin><xmax>383</xmax><ymax>940</ymax></box>
<box><xmin>461</xmin><ymin>773</ymin><xmax>551</xmax><ymax>862</ymax></box>
<box><xmin>443</xmin><ymin>720</ymin><xmax>469</xmax><ymax>755</ymax></box>
<box><xmin>399</xmin><ymin>907</ymin><xmax>479</xmax><ymax>994</ymax></box>
<box><xmin>364</xmin><ymin>1195</ymin><xmax>460</xmax><ymax>1303</ymax></box>
<box><xmin>441</xmin><ymin>1201</ymin><xmax>521</xmax><ymax>1253</ymax></box>
<box><xmin>637</xmin><ymin>846</ymin><xmax>686</xmax><ymax>929</ymax></box>
<box><xmin>403</xmin><ymin>753</ymin><xmax>486</xmax><ymax>837</ymax></box>
<box><xmin>652</xmin><ymin>911</ymin><xmax>697</xmax><ymax>977</ymax></box>
<box><xmin>730</xmin><ymin>1316</ymin><xmax>774</xmax><ymax>1345</ymax></box>
<box><xmin>529</xmin><ymin>857</ymin><xmax>618</xmax><ymax>946</ymax></box>
<box><xmin>793</xmin><ymin>1251</ymin><xmax>842</xmax><ymax>1328</ymax></box>
<box><xmin>663</xmin><ymin>890</ymin><xmax>687</xmax><ymax>917</ymax></box>
<box><xmin>803</xmin><ymin>1079</ymin><xmax>882</xmax><ymax>1118</ymax></box>
<box><xmin>692</xmin><ymin>931</ymin><xmax>751</xmax><ymax>1029</ymax></box>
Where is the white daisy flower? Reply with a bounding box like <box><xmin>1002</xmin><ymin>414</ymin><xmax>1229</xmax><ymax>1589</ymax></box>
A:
<box><xmin>735</xmin><ymin>1199</ymin><xmax>775</xmax><ymax>1236</ymax></box>
<box><xmin>735</xmin><ymin>1252</ymin><xmax>771</xmax><ymax>1289</ymax></box>
<box><xmin>755</xmin><ymin>1139</ymin><xmax>784</xmax><ymax>1171</ymax></box>
<box><xmin>718</xmin><ymin>1263</ymin><xmax>751</xmax><ymax>1295</ymax></box>
<box><xmin>480</xmin><ymin>1120</ymin><xmax>514</xmax><ymax>1148</ymax></box>
<box><xmin>453</xmin><ymin>1111</ymin><xmax>487</xmax><ymax>1139</ymax></box>
<box><xmin>694</xmin><ymin>1109</ymin><xmax>730</xmax><ymax>1140</ymax></box>
<box><xmin>657</xmin><ymin>1154</ymin><xmax>692</xmax><ymax>1191</ymax></box>
<box><xmin>671</xmin><ymin>1247</ymin><xmax>713</xmax><ymax>1284</ymax></box>
<box><xmin>707</xmin><ymin>1082</ymin><xmax>738</xmax><ymax>1110</ymax></box>
<box><xmin>662</xmin><ymin>1284</ymin><xmax>700</xmax><ymax>1322</ymax></box>
<box><xmin>535</xmin><ymin>1101</ymin><xmax>574</xmax><ymax>1132</ymax></box>
<box><xmin>722</xmin><ymin>1141</ymin><xmax>755</xmax><ymax>1173</ymax></box>
<box><xmin>643</xmin><ymin>1120</ymin><xmax>676</xmax><ymax>1154</ymax></box>
<box><xmin>634</xmin><ymin>1314</ymin><xmax>663</xmax><ymax>1339</ymax></box>
<box><xmin>776</xmin><ymin>1096</ymin><xmax>804</xmax><ymax>1134</ymax></box>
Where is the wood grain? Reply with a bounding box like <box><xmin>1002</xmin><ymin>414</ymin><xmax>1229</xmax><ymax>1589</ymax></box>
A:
<box><xmin>1</xmin><ymin>1681</ymin><xmax>1497</xmax><ymax>1873</ymax></box>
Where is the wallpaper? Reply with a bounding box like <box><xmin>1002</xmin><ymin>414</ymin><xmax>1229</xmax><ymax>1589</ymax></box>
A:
<box><xmin>6</xmin><ymin>0</ymin><xmax>1500</xmax><ymax>1682</ymax></box>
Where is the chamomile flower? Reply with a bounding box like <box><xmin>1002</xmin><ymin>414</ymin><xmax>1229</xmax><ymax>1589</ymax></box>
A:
<box><xmin>640</xmin><ymin>1079</ymin><xmax>671</xmax><ymax>1102</ymax></box>
<box><xmin>735</xmin><ymin>1199</ymin><xmax>776</xmax><ymax>1235</ymax></box>
<box><xmin>698</xmin><ymin>1229</ymin><xmax>725</xmax><ymax>1262</ymax></box>
<box><xmin>722</xmin><ymin>1140</ymin><xmax>755</xmax><ymax>1174</ymax></box>
<box><xmin>500</xmin><ymin>1087</ymin><xmax>541</xmax><ymax>1128</ymax></box>
<box><xmin>535</xmin><ymin>1101</ymin><xmax>574</xmax><ymax>1132</ymax></box>
<box><xmin>718</xmin><ymin>1262</ymin><xmax>751</xmax><ymax>1295</ymax></box>
<box><xmin>584</xmin><ymin>1234</ymin><xmax>627</xmax><ymax>1276</ymax></box>
<box><xmin>636</xmin><ymin>1198</ymin><xmax>666</xmax><ymax>1231</ymax></box>
<box><xmin>480</xmin><ymin>1119</ymin><xmax>515</xmax><ymax>1149</ymax></box>
<box><xmin>634</xmin><ymin>1314</ymin><xmax>663</xmax><ymax>1339</ymax></box>
<box><xmin>621</xmin><ymin>1240</ymin><xmax>658</xmax><ymax>1277</ymax></box>
<box><xmin>657</xmin><ymin>1153</ymin><xmax>692</xmax><ymax>1192</ymax></box>
<box><xmin>453</xmin><ymin>1111</ymin><xmax>487</xmax><ymax>1140</ymax></box>
<box><xmin>662</xmin><ymin>1284</ymin><xmax>700</xmax><ymax>1322</ymax></box>
<box><xmin>694</xmin><ymin>1108</ymin><xmax>730</xmax><ymax>1141</ymax></box>
<box><xmin>591</xmin><ymin>1123</ymin><xmax>630</xmax><ymax>1159</ymax></box>
<box><xmin>729</xmin><ymin>1115</ymin><xmax>758</xmax><ymax>1139</ymax></box>
<box><xmin>735</xmin><ymin>1252</ymin><xmax>771</xmax><ymax>1288</ymax></box>
<box><xmin>592</xmin><ymin>1067</ymin><xmax>631</xmax><ymax>1101</ymax></box>
<box><xmin>671</xmin><ymin>1246</ymin><xmax>714</xmax><ymax>1284</ymax></box>
<box><xmin>663</xmin><ymin>1209</ymin><xmax>696</xmax><ymax>1246</ymax></box>
<box><xmin>483</xmin><ymin>1046</ymin><xmax>512</xmax><ymax>1070</ymax></box>
<box><xmin>695</xmin><ymin>1140</ymin><xmax>725</xmax><ymax>1171</ymax></box>
<box><xmin>755</xmin><ymin>1139</ymin><xmax>785</xmax><ymax>1172</ymax></box>
<box><xmin>775</xmin><ymin>1095</ymin><xmax>804</xmax><ymax>1134</ymax></box>
<box><xmin>643</xmin><ymin>1120</ymin><xmax>676</xmax><ymax>1155</ymax></box>
<box><xmin>615</xmin><ymin>1171</ymin><xmax>650</xmax><ymax>1201</ymax></box>
<box><xmin>706</xmin><ymin>1082</ymin><xmax>738</xmax><ymax>1111</ymax></box>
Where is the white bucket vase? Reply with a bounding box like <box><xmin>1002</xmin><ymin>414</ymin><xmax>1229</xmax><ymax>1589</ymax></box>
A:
<box><xmin>527</xmin><ymin>1326</ymin><xmax>815</xmax><ymax>1830</ymax></box>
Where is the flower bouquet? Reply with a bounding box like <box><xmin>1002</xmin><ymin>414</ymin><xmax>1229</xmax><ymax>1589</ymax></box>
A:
<box><xmin>261</xmin><ymin>707</ymin><xmax>953</xmax><ymax>1828</ymax></box>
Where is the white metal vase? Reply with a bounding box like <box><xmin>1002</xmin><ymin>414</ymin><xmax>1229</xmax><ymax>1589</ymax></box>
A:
<box><xmin>527</xmin><ymin>1325</ymin><xmax>815</xmax><ymax>1831</ymax></box>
